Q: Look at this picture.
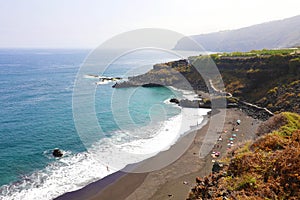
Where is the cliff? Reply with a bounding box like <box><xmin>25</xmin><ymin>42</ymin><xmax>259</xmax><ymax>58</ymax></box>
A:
<box><xmin>213</xmin><ymin>50</ymin><xmax>300</xmax><ymax>114</ymax></box>
<box><xmin>114</xmin><ymin>59</ymin><xmax>208</xmax><ymax>91</ymax></box>
<box><xmin>115</xmin><ymin>48</ymin><xmax>300</xmax><ymax>114</ymax></box>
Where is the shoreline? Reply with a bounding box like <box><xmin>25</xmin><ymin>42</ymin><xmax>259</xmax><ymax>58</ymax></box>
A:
<box><xmin>54</xmin><ymin>87</ymin><xmax>210</xmax><ymax>200</ymax></box>
<box><xmin>55</xmin><ymin>113</ymin><xmax>210</xmax><ymax>200</ymax></box>
<box><xmin>55</xmin><ymin>108</ymin><xmax>261</xmax><ymax>200</ymax></box>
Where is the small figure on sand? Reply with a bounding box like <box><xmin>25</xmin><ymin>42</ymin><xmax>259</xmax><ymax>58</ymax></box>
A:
<box><xmin>218</xmin><ymin>137</ymin><xmax>222</xmax><ymax>141</ymax></box>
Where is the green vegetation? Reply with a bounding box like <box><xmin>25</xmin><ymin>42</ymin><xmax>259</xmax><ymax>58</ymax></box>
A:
<box><xmin>249</xmin><ymin>48</ymin><xmax>298</xmax><ymax>56</ymax></box>
<box><xmin>226</xmin><ymin>96</ymin><xmax>239</xmax><ymax>103</ymax></box>
<box><xmin>275</xmin><ymin>112</ymin><xmax>300</xmax><ymax>136</ymax></box>
<box><xmin>267</xmin><ymin>87</ymin><xmax>278</xmax><ymax>95</ymax></box>
<box><xmin>246</xmin><ymin>68</ymin><xmax>260</xmax><ymax>73</ymax></box>
<box><xmin>187</xmin><ymin>112</ymin><xmax>300</xmax><ymax>200</ymax></box>
<box><xmin>211</xmin><ymin>48</ymin><xmax>300</xmax><ymax>59</ymax></box>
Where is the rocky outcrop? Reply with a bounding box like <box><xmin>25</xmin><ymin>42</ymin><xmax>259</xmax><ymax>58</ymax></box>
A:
<box><xmin>52</xmin><ymin>148</ymin><xmax>63</xmax><ymax>157</ymax></box>
<box><xmin>141</xmin><ymin>83</ymin><xmax>163</xmax><ymax>87</ymax></box>
<box><xmin>113</xmin><ymin>50</ymin><xmax>300</xmax><ymax>115</ymax></box>
<box><xmin>169</xmin><ymin>98</ymin><xmax>179</xmax><ymax>104</ymax></box>
<box><xmin>257</xmin><ymin>80</ymin><xmax>300</xmax><ymax>114</ymax></box>
<box><xmin>112</xmin><ymin>60</ymin><xmax>208</xmax><ymax>91</ymax></box>
<box><xmin>238</xmin><ymin>101</ymin><xmax>274</xmax><ymax>121</ymax></box>
<box><xmin>112</xmin><ymin>82</ymin><xmax>139</xmax><ymax>88</ymax></box>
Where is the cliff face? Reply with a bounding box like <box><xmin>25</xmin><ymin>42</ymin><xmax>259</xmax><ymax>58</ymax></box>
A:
<box><xmin>214</xmin><ymin>54</ymin><xmax>300</xmax><ymax>113</ymax></box>
<box><xmin>116</xmin><ymin>49</ymin><xmax>300</xmax><ymax>114</ymax></box>
<box><xmin>115</xmin><ymin>59</ymin><xmax>209</xmax><ymax>91</ymax></box>
<box><xmin>257</xmin><ymin>80</ymin><xmax>300</xmax><ymax>114</ymax></box>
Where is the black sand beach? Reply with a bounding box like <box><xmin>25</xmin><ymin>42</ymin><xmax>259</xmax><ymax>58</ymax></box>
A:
<box><xmin>56</xmin><ymin>108</ymin><xmax>261</xmax><ymax>200</ymax></box>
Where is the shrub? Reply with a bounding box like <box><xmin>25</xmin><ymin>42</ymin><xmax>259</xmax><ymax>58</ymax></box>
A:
<box><xmin>187</xmin><ymin>113</ymin><xmax>300</xmax><ymax>199</ymax></box>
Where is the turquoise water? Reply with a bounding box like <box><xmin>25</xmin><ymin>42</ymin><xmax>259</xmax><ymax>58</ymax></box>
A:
<box><xmin>0</xmin><ymin>49</ymin><xmax>87</xmax><ymax>186</ymax></box>
<box><xmin>0</xmin><ymin>49</ymin><xmax>189</xmax><ymax>199</ymax></box>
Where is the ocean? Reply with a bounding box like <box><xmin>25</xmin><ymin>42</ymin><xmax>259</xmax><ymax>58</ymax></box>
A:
<box><xmin>0</xmin><ymin>49</ymin><xmax>208</xmax><ymax>199</ymax></box>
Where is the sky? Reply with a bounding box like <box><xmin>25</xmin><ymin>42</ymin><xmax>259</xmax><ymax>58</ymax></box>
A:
<box><xmin>0</xmin><ymin>0</ymin><xmax>299</xmax><ymax>48</ymax></box>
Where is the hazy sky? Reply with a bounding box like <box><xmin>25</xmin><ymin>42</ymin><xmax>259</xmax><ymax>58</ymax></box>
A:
<box><xmin>0</xmin><ymin>0</ymin><xmax>299</xmax><ymax>48</ymax></box>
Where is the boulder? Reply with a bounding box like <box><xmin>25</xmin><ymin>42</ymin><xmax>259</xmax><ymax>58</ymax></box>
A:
<box><xmin>52</xmin><ymin>148</ymin><xmax>63</xmax><ymax>157</ymax></box>
<box><xmin>169</xmin><ymin>98</ymin><xmax>180</xmax><ymax>104</ymax></box>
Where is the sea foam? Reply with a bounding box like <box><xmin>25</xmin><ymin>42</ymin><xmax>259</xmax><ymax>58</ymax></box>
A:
<box><xmin>0</xmin><ymin>92</ymin><xmax>210</xmax><ymax>200</ymax></box>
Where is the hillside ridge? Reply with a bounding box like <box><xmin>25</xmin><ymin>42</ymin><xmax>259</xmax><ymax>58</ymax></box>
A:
<box><xmin>175</xmin><ymin>15</ymin><xmax>300</xmax><ymax>52</ymax></box>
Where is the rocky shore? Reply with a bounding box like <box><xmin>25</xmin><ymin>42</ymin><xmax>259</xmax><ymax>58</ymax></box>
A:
<box><xmin>169</xmin><ymin>97</ymin><xmax>273</xmax><ymax>121</ymax></box>
<box><xmin>113</xmin><ymin>50</ymin><xmax>300</xmax><ymax>115</ymax></box>
<box><xmin>111</xmin><ymin>54</ymin><xmax>284</xmax><ymax>121</ymax></box>
<box><xmin>112</xmin><ymin>59</ymin><xmax>209</xmax><ymax>91</ymax></box>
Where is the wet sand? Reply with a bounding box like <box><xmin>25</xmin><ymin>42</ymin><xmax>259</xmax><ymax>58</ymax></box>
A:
<box><xmin>55</xmin><ymin>108</ymin><xmax>261</xmax><ymax>200</ymax></box>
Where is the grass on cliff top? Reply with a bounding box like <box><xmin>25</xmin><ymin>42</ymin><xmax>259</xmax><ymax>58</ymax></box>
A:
<box><xmin>275</xmin><ymin>112</ymin><xmax>300</xmax><ymax>136</ymax></box>
<box><xmin>187</xmin><ymin>112</ymin><xmax>300</xmax><ymax>200</ymax></box>
<box><xmin>210</xmin><ymin>48</ymin><xmax>300</xmax><ymax>59</ymax></box>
